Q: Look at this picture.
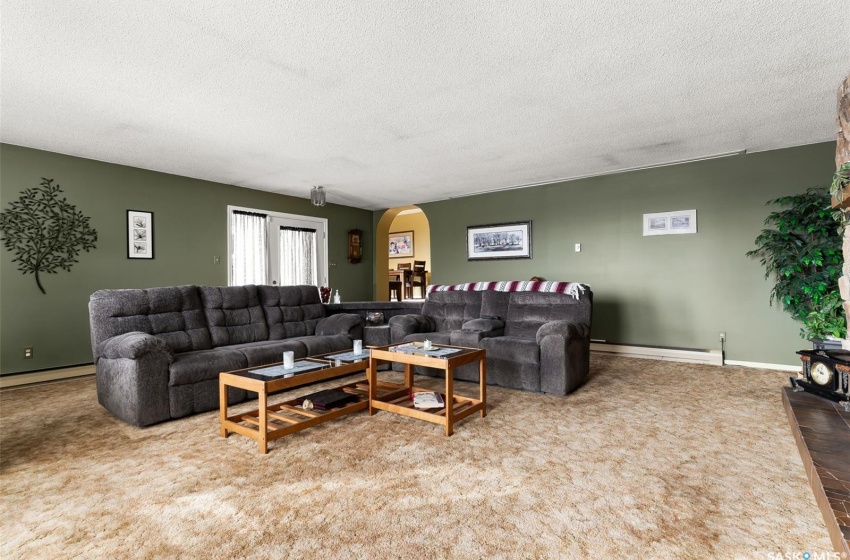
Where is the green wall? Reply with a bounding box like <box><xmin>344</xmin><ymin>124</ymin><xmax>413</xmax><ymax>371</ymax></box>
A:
<box><xmin>410</xmin><ymin>142</ymin><xmax>838</xmax><ymax>366</ymax></box>
<box><xmin>3</xmin><ymin>141</ymin><xmax>837</xmax><ymax>372</ymax></box>
<box><xmin>0</xmin><ymin>144</ymin><xmax>373</xmax><ymax>374</ymax></box>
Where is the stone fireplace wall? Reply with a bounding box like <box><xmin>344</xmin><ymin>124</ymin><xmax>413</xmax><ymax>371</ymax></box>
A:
<box><xmin>836</xmin><ymin>75</ymin><xmax>850</xmax><ymax>347</ymax></box>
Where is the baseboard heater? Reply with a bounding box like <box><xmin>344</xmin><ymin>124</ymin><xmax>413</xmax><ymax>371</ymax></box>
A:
<box><xmin>590</xmin><ymin>341</ymin><xmax>723</xmax><ymax>366</ymax></box>
<box><xmin>0</xmin><ymin>364</ymin><xmax>95</xmax><ymax>389</ymax></box>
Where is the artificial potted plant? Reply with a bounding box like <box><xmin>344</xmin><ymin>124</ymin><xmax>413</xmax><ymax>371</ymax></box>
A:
<box><xmin>747</xmin><ymin>186</ymin><xmax>846</xmax><ymax>347</ymax></box>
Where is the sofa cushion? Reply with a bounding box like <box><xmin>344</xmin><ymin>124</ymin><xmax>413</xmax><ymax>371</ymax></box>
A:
<box><xmin>170</xmin><ymin>380</ymin><xmax>247</xmax><ymax>420</ymax></box>
<box><xmin>200</xmin><ymin>286</ymin><xmax>269</xmax><ymax>347</ymax></box>
<box><xmin>258</xmin><ymin>285</ymin><xmax>326</xmax><ymax>339</ymax></box>
<box><xmin>403</xmin><ymin>331</ymin><xmax>453</xmax><ymax>345</ymax></box>
<box><xmin>230</xmin><ymin>339</ymin><xmax>308</xmax><ymax>367</ymax></box>
<box><xmin>168</xmin><ymin>347</ymin><xmax>248</xmax><ymax>386</ymax></box>
<box><xmin>479</xmin><ymin>336</ymin><xmax>540</xmax><ymax>392</ymax></box>
<box><xmin>480</xmin><ymin>291</ymin><xmax>511</xmax><ymax>320</ymax></box>
<box><xmin>288</xmin><ymin>334</ymin><xmax>352</xmax><ymax>356</ymax></box>
<box><xmin>504</xmin><ymin>292</ymin><xmax>591</xmax><ymax>339</ymax></box>
<box><xmin>421</xmin><ymin>291</ymin><xmax>482</xmax><ymax>332</ymax></box>
<box><xmin>89</xmin><ymin>286</ymin><xmax>212</xmax><ymax>355</ymax></box>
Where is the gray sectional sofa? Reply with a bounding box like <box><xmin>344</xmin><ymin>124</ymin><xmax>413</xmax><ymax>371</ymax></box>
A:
<box><xmin>388</xmin><ymin>283</ymin><xmax>592</xmax><ymax>396</ymax></box>
<box><xmin>89</xmin><ymin>284</ymin><xmax>363</xmax><ymax>427</ymax></box>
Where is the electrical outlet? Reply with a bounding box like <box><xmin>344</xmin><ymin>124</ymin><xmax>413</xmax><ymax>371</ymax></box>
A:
<box><xmin>24</xmin><ymin>346</ymin><xmax>33</xmax><ymax>359</ymax></box>
<box><xmin>719</xmin><ymin>332</ymin><xmax>726</xmax><ymax>342</ymax></box>
<box><xmin>575</xmin><ymin>243</ymin><xmax>581</xmax><ymax>252</ymax></box>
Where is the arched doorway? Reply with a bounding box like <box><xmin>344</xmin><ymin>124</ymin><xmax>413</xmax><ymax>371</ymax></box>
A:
<box><xmin>375</xmin><ymin>206</ymin><xmax>431</xmax><ymax>301</ymax></box>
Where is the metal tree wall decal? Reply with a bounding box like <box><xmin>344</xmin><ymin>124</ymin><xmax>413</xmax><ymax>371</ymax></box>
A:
<box><xmin>0</xmin><ymin>178</ymin><xmax>98</xmax><ymax>294</ymax></box>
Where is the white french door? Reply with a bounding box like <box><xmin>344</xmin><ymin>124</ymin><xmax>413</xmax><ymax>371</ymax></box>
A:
<box><xmin>268</xmin><ymin>216</ymin><xmax>327</xmax><ymax>288</ymax></box>
<box><xmin>228</xmin><ymin>206</ymin><xmax>328</xmax><ymax>288</ymax></box>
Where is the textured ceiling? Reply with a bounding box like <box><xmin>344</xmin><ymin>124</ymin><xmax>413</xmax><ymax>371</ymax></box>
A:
<box><xmin>2</xmin><ymin>1</ymin><xmax>848</xmax><ymax>210</ymax></box>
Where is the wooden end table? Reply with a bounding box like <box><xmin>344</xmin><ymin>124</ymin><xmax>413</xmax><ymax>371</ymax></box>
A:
<box><xmin>367</xmin><ymin>343</ymin><xmax>486</xmax><ymax>436</ymax></box>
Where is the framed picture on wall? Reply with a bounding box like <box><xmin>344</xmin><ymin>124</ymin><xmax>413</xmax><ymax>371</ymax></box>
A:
<box><xmin>389</xmin><ymin>231</ymin><xmax>414</xmax><ymax>258</ymax></box>
<box><xmin>643</xmin><ymin>209</ymin><xmax>697</xmax><ymax>236</ymax></box>
<box><xmin>467</xmin><ymin>221</ymin><xmax>532</xmax><ymax>260</ymax></box>
<box><xmin>127</xmin><ymin>210</ymin><xmax>154</xmax><ymax>259</ymax></box>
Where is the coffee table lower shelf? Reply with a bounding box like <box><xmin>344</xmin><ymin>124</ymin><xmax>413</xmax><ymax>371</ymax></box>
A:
<box><xmin>220</xmin><ymin>380</ymin><xmax>377</xmax><ymax>453</ymax></box>
<box><xmin>370</xmin><ymin>384</ymin><xmax>485</xmax><ymax>429</ymax></box>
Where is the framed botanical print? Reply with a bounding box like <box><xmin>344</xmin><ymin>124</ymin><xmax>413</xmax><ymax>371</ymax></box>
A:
<box><xmin>127</xmin><ymin>210</ymin><xmax>154</xmax><ymax>259</ymax></box>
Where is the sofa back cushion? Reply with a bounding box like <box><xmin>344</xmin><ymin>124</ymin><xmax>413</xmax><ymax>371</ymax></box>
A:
<box><xmin>199</xmin><ymin>285</ymin><xmax>269</xmax><ymax>347</ymax></box>
<box><xmin>505</xmin><ymin>291</ymin><xmax>593</xmax><ymax>339</ymax></box>
<box><xmin>89</xmin><ymin>286</ymin><xmax>212</xmax><ymax>357</ymax></box>
<box><xmin>480</xmin><ymin>291</ymin><xmax>511</xmax><ymax>321</ymax></box>
<box><xmin>257</xmin><ymin>285</ymin><xmax>326</xmax><ymax>339</ymax></box>
<box><xmin>421</xmin><ymin>291</ymin><xmax>483</xmax><ymax>332</ymax></box>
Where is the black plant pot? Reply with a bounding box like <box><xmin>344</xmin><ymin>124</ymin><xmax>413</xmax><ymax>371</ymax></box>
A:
<box><xmin>810</xmin><ymin>337</ymin><xmax>844</xmax><ymax>351</ymax></box>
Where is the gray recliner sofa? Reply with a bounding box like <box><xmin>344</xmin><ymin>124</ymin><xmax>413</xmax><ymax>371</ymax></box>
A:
<box><xmin>89</xmin><ymin>284</ymin><xmax>363</xmax><ymax>427</ymax></box>
<box><xmin>388</xmin><ymin>282</ymin><xmax>592</xmax><ymax>396</ymax></box>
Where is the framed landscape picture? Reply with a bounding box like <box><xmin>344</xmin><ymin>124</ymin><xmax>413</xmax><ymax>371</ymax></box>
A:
<box><xmin>467</xmin><ymin>221</ymin><xmax>532</xmax><ymax>261</ymax></box>
<box><xmin>389</xmin><ymin>231</ymin><xmax>414</xmax><ymax>258</ymax></box>
<box><xmin>127</xmin><ymin>209</ymin><xmax>154</xmax><ymax>259</ymax></box>
<box><xmin>643</xmin><ymin>209</ymin><xmax>697</xmax><ymax>236</ymax></box>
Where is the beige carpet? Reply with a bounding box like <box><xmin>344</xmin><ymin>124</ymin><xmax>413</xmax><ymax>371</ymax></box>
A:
<box><xmin>0</xmin><ymin>355</ymin><xmax>834</xmax><ymax>559</ymax></box>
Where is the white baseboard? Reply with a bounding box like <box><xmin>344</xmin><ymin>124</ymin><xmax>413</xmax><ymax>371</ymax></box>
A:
<box><xmin>590</xmin><ymin>343</ymin><xmax>723</xmax><ymax>366</ymax></box>
<box><xmin>591</xmin><ymin>342</ymin><xmax>801</xmax><ymax>371</ymax></box>
<box><xmin>0</xmin><ymin>364</ymin><xmax>95</xmax><ymax>389</ymax></box>
<box><xmin>724</xmin><ymin>360</ymin><xmax>801</xmax><ymax>372</ymax></box>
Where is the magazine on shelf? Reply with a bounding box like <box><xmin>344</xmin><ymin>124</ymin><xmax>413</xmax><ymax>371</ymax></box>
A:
<box><xmin>411</xmin><ymin>391</ymin><xmax>446</xmax><ymax>409</ymax></box>
<box><xmin>299</xmin><ymin>388</ymin><xmax>359</xmax><ymax>411</ymax></box>
<box><xmin>249</xmin><ymin>361</ymin><xmax>325</xmax><ymax>378</ymax></box>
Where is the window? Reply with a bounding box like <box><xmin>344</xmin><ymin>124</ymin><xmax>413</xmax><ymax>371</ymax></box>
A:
<box><xmin>228</xmin><ymin>206</ymin><xmax>328</xmax><ymax>287</ymax></box>
<box><xmin>279</xmin><ymin>226</ymin><xmax>317</xmax><ymax>286</ymax></box>
<box><xmin>230</xmin><ymin>210</ymin><xmax>268</xmax><ymax>285</ymax></box>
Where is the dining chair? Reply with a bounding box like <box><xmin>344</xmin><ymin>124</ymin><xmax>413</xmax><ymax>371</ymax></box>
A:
<box><xmin>412</xmin><ymin>260</ymin><xmax>427</xmax><ymax>298</ymax></box>
<box><xmin>396</xmin><ymin>263</ymin><xmax>412</xmax><ymax>298</ymax></box>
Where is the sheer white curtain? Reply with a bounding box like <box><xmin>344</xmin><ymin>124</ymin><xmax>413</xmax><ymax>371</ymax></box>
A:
<box><xmin>280</xmin><ymin>226</ymin><xmax>317</xmax><ymax>286</ymax></box>
<box><xmin>231</xmin><ymin>211</ymin><xmax>268</xmax><ymax>285</ymax></box>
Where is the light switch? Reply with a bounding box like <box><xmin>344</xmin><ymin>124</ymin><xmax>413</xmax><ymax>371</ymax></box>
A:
<box><xmin>575</xmin><ymin>243</ymin><xmax>581</xmax><ymax>252</ymax></box>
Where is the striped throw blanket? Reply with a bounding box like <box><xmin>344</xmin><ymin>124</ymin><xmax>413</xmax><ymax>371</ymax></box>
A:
<box><xmin>426</xmin><ymin>281</ymin><xmax>587</xmax><ymax>299</ymax></box>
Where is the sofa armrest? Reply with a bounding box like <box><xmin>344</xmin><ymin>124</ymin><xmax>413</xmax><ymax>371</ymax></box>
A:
<box><xmin>316</xmin><ymin>313</ymin><xmax>364</xmax><ymax>340</ymax></box>
<box><xmin>96</xmin><ymin>332</ymin><xmax>175</xmax><ymax>363</ymax></box>
<box><xmin>94</xmin><ymin>334</ymin><xmax>174</xmax><ymax>427</ymax></box>
<box><xmin>388</xmin><ymin>314</ymin><xmax>435</xmax><ymax>343</ymax></box>
<box><xmin>535</xmin><ymin>321</ymin><xmax>589</xmax><ymax>344</ymax></box>
<box><xmin>536</xmin><ymin>320</ymin><xmax>591</xmax><ymax>396</ymax></box>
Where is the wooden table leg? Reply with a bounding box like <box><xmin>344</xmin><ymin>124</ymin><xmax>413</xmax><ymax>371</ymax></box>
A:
<box><xmin>219</xmin><ymin>378</ymin><xmax>229</xmax><ymax>438</ymax></box>
<box><xmin>368</xmin><ymin>356</ymin><xmax>377</xmax><ymax>416</ymax></box>
<box><xmin>445</xmin><ymin>367</ymin><xmax>454</xmax><ymax>437</ymax></box>
<box><xmin>258</xmin><ymin>389</ymin><xmax>269</xmax><ymax>454</ymax></box>
<box><xmin>479</xmin><ymin>357</ymin><xmax>487</xmax><ymax>418</ymax></box>
<box><xmin>404</xmin><ymin>363</ymin><xmax>414</xmax><ymax>390</ymax></box>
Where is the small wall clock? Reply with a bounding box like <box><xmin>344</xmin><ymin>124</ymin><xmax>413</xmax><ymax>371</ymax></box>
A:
<box><xmin>348</xmin><ymin>229</ymin><xmax>362</xmax><ymax>264</ymax></box>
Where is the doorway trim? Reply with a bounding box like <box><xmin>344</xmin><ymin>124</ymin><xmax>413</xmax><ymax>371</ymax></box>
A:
<box><xmin>375</xmin><ymin>205</ymin><xmax>429</xmax><ymax>300</ymax></box>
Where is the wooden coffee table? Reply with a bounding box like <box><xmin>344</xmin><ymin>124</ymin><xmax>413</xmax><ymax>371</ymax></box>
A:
<box><xmin>367</xmin><ymin>343</ymin><xmax>486</xmax><ymax>436</ymax></box>
<box><xmin>220</xmin><ymin>351</ymin><xmax>383</xmax><ymax>454</ymax></box>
